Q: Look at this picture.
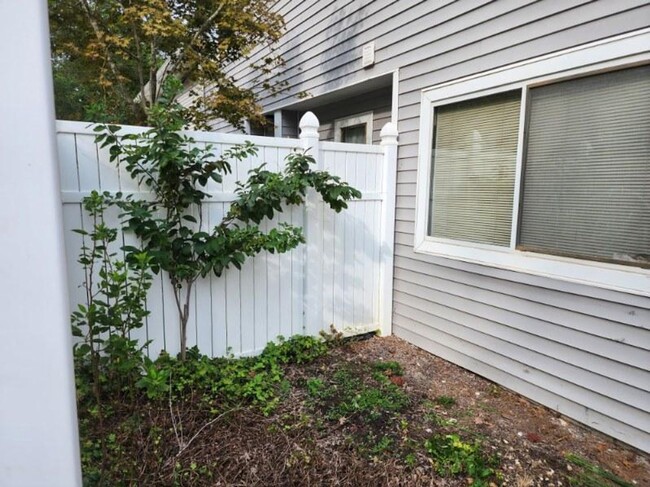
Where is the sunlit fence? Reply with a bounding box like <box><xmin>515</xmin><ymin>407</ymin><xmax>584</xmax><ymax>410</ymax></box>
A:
<box><xmin>56</xmin><ymin>113</ymin><xmax>398</xmax><ymax>357</ymax></box>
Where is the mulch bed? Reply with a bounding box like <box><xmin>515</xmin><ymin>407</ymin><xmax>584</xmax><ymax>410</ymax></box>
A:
<box><xmin>92</xmin><ymin>335</ymin><xmax>649</xmax><ymax>486</ymax></box>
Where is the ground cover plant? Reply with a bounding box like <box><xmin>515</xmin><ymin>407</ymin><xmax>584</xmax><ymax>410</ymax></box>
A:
<box><xmin>75</xmin><ymin>335</ymin><xmax>649</xmax><ymax>486</ymax></box>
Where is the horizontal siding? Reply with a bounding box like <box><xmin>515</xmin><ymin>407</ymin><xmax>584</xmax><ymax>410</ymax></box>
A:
<box><xmin>394</xmin><ymin>323</ymin><xmax>649</xmax><ymax>451</ymax></box>
<box><xmin>207</xmin><ymin>0</ymin><xmax>650</xmax><ymax>451</ymax></box>
<box><xmin>388</xmin><ymin>0</ymin><xmax>650</xmax><ymax>452</ymax></box>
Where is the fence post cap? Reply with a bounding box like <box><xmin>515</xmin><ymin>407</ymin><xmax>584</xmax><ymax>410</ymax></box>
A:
<box><xmin>299</xmin><ymin>111</ymin><xmax>320</xmax><ymax>139</ymax></box>
<box><xmin>380</xmin><ymin>122</ymin><xmax>398</xmax><ymax>145</ymax></box>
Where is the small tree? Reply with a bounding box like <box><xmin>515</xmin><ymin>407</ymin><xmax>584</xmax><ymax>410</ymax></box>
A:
<box><xmin>96</xmin><ymin>94</ymin><xmax>360</xmax><ymax>360</ymax></box>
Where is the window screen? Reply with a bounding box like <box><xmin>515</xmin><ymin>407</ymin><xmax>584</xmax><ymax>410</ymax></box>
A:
<box><xmin>519</xmin><ymin>65</ymin><xmax>650</xmax><ymax>266</ymax></box>
<box><xmin>428</xmin><ymin>90</ymin><xmax>521</xmax><ymax>246</ymax></box>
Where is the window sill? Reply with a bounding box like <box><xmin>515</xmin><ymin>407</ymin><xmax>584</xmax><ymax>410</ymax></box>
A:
<box><xmin>413</xmin><ymin>236</ymin><xmax>650</xmax><ymax>298</ymax></box>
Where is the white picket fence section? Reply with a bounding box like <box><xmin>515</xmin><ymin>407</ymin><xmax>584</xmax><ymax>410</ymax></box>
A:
<box><xmin>56</xmin><ymin>113</ymin><xmax>398</xmax><ymax>358</ymax></box>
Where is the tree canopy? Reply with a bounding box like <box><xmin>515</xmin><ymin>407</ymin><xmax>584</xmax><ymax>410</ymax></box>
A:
<box><xmin>49</xmin><ymin>0</ymin><xmax>285</xmax><ymax>127</ymax></box>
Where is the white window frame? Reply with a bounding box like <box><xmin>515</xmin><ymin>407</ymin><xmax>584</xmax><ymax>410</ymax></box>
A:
<box><xmin>414</xmin><ymin>28</ymin><xmax>650</xmax><ymax>297</ymax></box>
<box><xmin>334</xmin><ymin>111</ymin><xmax>373</xmax><ymax>144</ymax></box>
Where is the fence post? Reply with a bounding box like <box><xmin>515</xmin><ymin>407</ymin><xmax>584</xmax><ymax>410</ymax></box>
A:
<box><xmin>299</xmin><ymin>112</ymin><xmax>324</xmax><ymax>336</ymax></box>
<box><xmin>0</xmin><ymin>1</ymin><xmax>82</xmax><ymax>484</ymax></box>
<box><xmin>379</xmin><ymin>122</ymin><xmax>399</xmax><ymax>336</ymax></box>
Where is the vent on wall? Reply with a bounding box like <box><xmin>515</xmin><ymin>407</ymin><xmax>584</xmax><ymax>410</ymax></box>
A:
<box><xmin>362</xmin><ymin>42</ymin><xmax>375</xmax><ymax>68</ymax></box>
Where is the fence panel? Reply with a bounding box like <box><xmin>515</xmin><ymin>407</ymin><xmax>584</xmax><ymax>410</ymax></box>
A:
<box><xmin>56</xmin><ymin>116</ymin><xmax>396</xmax><ymax>357</ymax></box>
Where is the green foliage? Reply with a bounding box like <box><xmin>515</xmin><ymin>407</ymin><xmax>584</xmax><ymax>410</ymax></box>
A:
<box><xmin>136</xmin><ymin>335</ymin><xmax>330</xmax><ymax>413</ymax></box>
<box><xmin>424</xmin><ymin>434</ymin><xmax>497</xmax><ymax>485</ymax></box>
<box><xmin>362</xmin><ymin>434</ymin><xmax>394</xmax><ymax>458</ymax></box>
<box><xmin>95</xmin><ymin>98</ymin><xmax>360</xmax><ymax>359</ymax></box>
<box><xmin>307</xmin><ymin>362</ymin><xmax>409</xmax><ymax>422</ymax></box>
<box><xmin>305</xmin><ymin>378</ymin><xmax>325</xmax><ymax>397</ymax></box>
<box><xmin>49</xmin><ymin>0</ymin><xmax>286</xmax><ymax>126</ymax></box>
<box><xmin>72</xmin><ymin>191</ymin><xmax>152</xmax><ymax>401</ymax></box>
<box><xmin>372</xmin><ymin>360</ymin><xmax>404</xmax><ymax>377</ymax></box>
<box><xmin>136</xmin><ymin>357</ymin><xmax>171</xmax><ymax>400</ymax></box>
<box><xmin>262</xmin><ymin>335</ymin><xmax>329</xmax><ymax>365</ymax></box>
<box><xmin>434</xmin><ymin>395</ymin><xmax>457</xmax><ymax>408</ymax></box>
<box><xmin>76</xmin><ymin>333</ymin><xmax>331</xmax><ymax>483</ymax></box>
<box><xmin>566</xmin><ymin>454</ymin><xmax>634</xmax><ymax>487</ymax></box>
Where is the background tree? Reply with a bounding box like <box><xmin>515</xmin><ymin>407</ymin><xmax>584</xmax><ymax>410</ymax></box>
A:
<box><xmin>49</xmin><ymin>0</ymin><xmax>285</xmax><ymax>127</ymax></box>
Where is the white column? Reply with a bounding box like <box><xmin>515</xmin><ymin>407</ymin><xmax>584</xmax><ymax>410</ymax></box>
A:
<box><xmin>299</xmin><ymin>112</ymin><xmax>324</xmax><ymax>336</ymax></box>
<box><xmin>273</xmin><ymin>110</ymin><xmax>283</xmax><ymax>137</ymax></box>
<box><xmin>378</xmin><ymin>122</ymin><xmax>399</xmax><ymax>336</ymax></box>
<box><xmin>0</xmin><ymin>2</ymin><xmax>81</xmax><ymax>486</ymax></box>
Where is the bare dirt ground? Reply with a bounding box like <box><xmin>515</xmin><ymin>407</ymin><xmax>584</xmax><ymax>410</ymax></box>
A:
<box><xmin>339</xmin><ymin>335</ymin><xmax>649</xmax><ymax>487</ymax></box>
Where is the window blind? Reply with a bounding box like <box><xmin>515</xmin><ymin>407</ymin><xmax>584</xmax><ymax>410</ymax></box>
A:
<box><xmin>429</xmin><ymin>90</ymin><xmax>521</xmax><ymax>246</ymax></box>
<box><xmin>519</xmin><ymin>65</ymin><xmax>650</xmax><ymax>266</ymax></box>
<box><xmin>341</xmin><ymin>124</ymin><xmax>367</xmax><ymax>144</ymax></box>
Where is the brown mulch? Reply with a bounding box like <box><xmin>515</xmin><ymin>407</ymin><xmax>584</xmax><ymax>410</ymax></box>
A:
<box><xmin>97</xmin><ymin>335</ymin><xmax>649</xmax><ymax>486</ymax></box>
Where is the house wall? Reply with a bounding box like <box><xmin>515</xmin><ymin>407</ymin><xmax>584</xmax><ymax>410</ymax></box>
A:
<box><xmin>211</xmin><ymin>0</ymin><xmax>650</xmax><ymax>451</ymax></box>
<box><xmin>312</xmin><ymin>86</ymin><xmax>392</xmax><ymax>144</ymax></box>
<box><xmin>387</xmin><ymin>2</ymin><xmax>650</xmax><ymax>453</ymax></box>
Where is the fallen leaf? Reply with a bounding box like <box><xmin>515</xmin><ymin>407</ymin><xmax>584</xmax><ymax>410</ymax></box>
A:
<box><xmin>390</xmin><ymin>376</ymin><xmax>405</xmax><ymax>387</ymax></box>
<box><xmin>527</xmin><ymin>432</ymin><xmax>542</xmax><ymax>443</ymax></box>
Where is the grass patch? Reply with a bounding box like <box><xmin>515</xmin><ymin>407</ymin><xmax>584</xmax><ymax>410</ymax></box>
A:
<box><xmin>567</xmin><ymin>454</ymin><xmax>634</xmax><ymax>487</ymax></box>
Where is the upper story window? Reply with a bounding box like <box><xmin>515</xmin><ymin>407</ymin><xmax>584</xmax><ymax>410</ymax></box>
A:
<box><xmin>414</xmin><ymin>29</ymin><xmax>650</xmax><ymax>296</ymax></box>
<box><xmin>335</xmin><ymin>112</ymin><xmax>373</xmax><ymax>144</ymax></box>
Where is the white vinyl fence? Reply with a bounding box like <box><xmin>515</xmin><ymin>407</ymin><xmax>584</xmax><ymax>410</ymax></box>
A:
<box><xmin>56</xmin><ymin>113</ymin><xmax>398</xmax><ymax>358</ymax></box>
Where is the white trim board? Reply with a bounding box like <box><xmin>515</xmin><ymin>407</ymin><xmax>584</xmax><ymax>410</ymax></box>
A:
<box><xmin>414</xmin><ymin>28</ymin><xmax>650</xmax><ymax>297</ymax></box>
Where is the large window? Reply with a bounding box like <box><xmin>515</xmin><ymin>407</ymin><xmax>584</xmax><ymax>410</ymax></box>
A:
<box><xmin>414</xmin><ymin>30</ymin><xmax>650</xmax><ymax>295</ymax></box>
<box><xmin>429</xmin><ymin>90</ymin><xmax>521</xmax><ymax>246</ymax></box>
<box><xmin>519</xmin><ymin>67</ymin><xmax>649</xmax><ymax>265</ymax></box>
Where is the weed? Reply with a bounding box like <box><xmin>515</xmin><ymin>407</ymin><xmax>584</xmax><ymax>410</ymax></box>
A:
<box><xmin>566</xmin><ymin>453</ymin><xmax>634</xmax><ymax>487</ymax></box>
<box><xmin>76</xmin><ymin>334</ymin><xmax>332</xmax><ymax>483</ymax></box>
<box><xmin>434</xmin><ymin>395</ymin><xmax>457</xmax><ymax>408</ymax></box>
<box><xmin>423</xmin><ymin>401</ymin><xmax>457</xmax><ymax>427</ymax></box>
<box><xmin>364</xmin><ymin>434</ymin><xmax>394</xmax><ymax>457</ymax></box>
<box><xmin>372</xmin><ymin>360</ymin><xmax>404</xmax><ymax>376</ymax></box>
<box><xmin>424</xmin><ymin>433</ymin><xmax>497</xmax><ymax>485</ymax></box>
<box><xmin>262</xmin><ymin>335</ymin><xmax>329</xmax><ymax>365</ymax></box>
<box><xmin>404</xmin><ymin>452</ymin><xmax>417</xmax><ymax>467</ymax></box>
<box><xmin>325</xmin><ymin>366</ymin><xmax>409</xmax><ymax>421</ymax></box>
<box><xmin>306</xmin><ymin>378</ymin><xmax>326</xmax><ymax>397</ymax></box>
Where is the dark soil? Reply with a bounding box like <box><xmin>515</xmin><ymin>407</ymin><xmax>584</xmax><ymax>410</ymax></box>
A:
<box><xmin>88</xmin><ymin>335</ymin><xmax>649</xmax><ymax>486</ymax></box>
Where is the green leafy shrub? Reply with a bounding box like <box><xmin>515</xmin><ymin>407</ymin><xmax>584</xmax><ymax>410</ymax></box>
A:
<box><xmin>262</xmin><ymin>335</ymin><xmax>329</xmax><ymax>364</ymax></box>
<box><xmin>72</xmin><ymin>191</ymin><xmax>152</xmax><ymax>406</ymax></box>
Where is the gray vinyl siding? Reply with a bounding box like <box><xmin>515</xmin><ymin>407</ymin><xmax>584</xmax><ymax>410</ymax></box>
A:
<box><xmin>390</xmin><ymin>2</ymin><xmax>649</xmax><ymax>452</ymax></box>
<box><xmin>217</xmin><ymin>0</ymin><xmax>650</xmax><ymax>451</ymax></box>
